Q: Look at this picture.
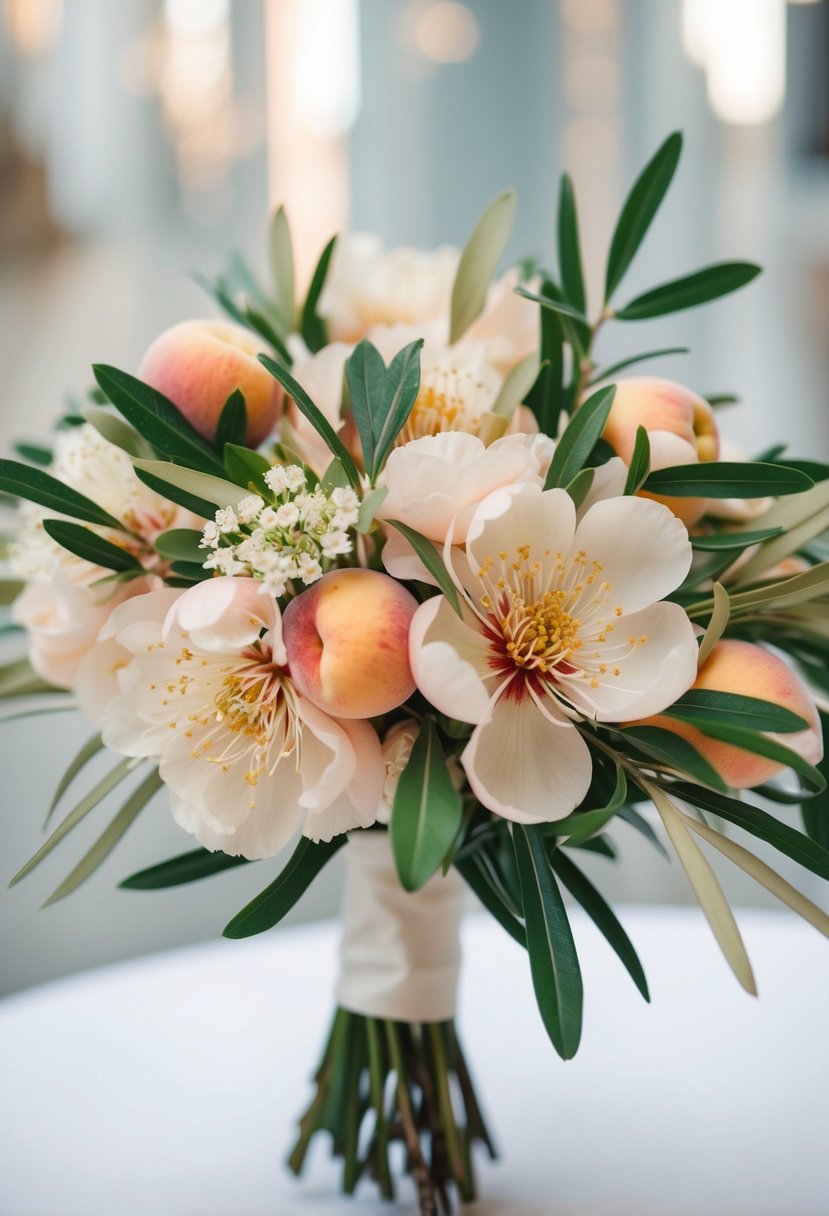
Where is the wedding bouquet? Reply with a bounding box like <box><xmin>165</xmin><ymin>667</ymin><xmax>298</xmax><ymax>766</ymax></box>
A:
<box><xmin>4</xmin><ymin>132</ymin><xmax>829</xmax><ymax>1215</ymax></box>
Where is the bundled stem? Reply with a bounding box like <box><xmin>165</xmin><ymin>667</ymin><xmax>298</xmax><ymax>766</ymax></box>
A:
<box><xmin>288</xmin><ymin>1007</ymin><xmax>495</xmax><ymax>1215</ymax></box>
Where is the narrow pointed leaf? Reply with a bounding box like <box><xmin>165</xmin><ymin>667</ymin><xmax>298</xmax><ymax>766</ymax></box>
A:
<box><xmin>544</xmin><ymin>385</ymin><xmax>616</xmax><ymax>490</ymax></box>
<box><xmin>616</xmin><ymin>261</ymin><xmax>762</xmax><ymax>321</ymax></box>
<box><xmin>516</xmin><ymin>285</ymin><xmax>588</xmax><ymax>325</ymax></box>
<box><xmin>621</xmin><ymin>724</ymin><xmax>728</xmax><ymax>791</ymax></box>
<box><xmin>666</xmin><ymin>690</ymin><xmax>809</xmax><ymax>733</ymax></box>
<box><xmin>372</xmin><ymin>339</ymin><xmax>424</xmax><ymax>475</ymax></box>
<box><xmin>690</xmin><ymin>720</ymin><xmax>825</xmax><ymax>793</ymax></box>
<box><xmin>384</xmin><ymin>520</ymin><xmax>461</xmax><ymax>614</ymax></box>
<box><xmin>268</xmin><ymin>205</ymin><xmax>296</xmax><ymax>332</ymax></box>
<box><xmin>491</xmin><ymin>352</ymin><xmax>541</xmax><ymax>420</ymax></box>
<box><xmin>46</xmin><ymin>732</ymin><xmax>104</xmax><ymax>824</ymax></box>
<box><xmin>301</xmin><ymin>234</ymin><xmax>336</xmax><ymax>353</ymax></box>
<box><xmin>697</xmin><ymin>582</ymin><xmax>730</xmax><ymax>667</ymax></box>
<box><xmin>557</xmin><ymin>173</ymin><xmax>585</xmax><ymax>312</ymax></box>
<box><xmin>223</xmin><ymin>444</ymin><xmax>272</xmax><ymax>494</ymax></box>
<box><xmin>451</xmin><ymin>189</ymin><xmax>517</xmax><ymax>342</ymax></box>
<box><xmin>455</xmin><ymin>852</ymin><xmax>526</xmax><ymax>947</ymax></box>
<box><xmin>0</xmin><ymin>459</ymin><xmax>124</xmax><ymax>531</ymax></box>
<box><xmin>555</xmin><ymin>764</ymin><xmax>627</xmax><ymax>845</ymax></box>
<box><xmin>42</xmin><ymin>520</ymin><xmax>144</xmax><ymax>574</ymax></box>
<box><xmin>223</xmin><ymin>835</ymin><xmax>344</xmax><ymax>937</ymax></box>
<box><xmin>82</xmin><ymin>406</ymin><xmax>155</xmax><ymax>460</ymax></box>
<box><xmin>92</xmin><ymin>365</ymin><xmax>226</xmax><ymax>475</ymax></box>
<box><xmin>623</xmin><ymin>426</ymin><xmax>650</xmax><ymax>494</ymax></box>
<box><xmin>645</xmin><ymin>781</ymin><xmax>756</xmax><ymax>994</ymax></box>
<box><xmin>133</xmin><ymin>459</ymin><xmax>250</xmax><ymax>513</ymax></box>
<box><xmin>43</xmin><ymin>769</ymin><xmax>164</xmax><ymax>906</ymax></box>
<box><xmin>690</xmin><ymin>526</ymin><xmax>783</xmax><ymax>552</ymax></box>
<box><xmin>605</xmin><ymin>131</ymin><xmax>683</xmax><ymax>300</ymax></box>
<box><xmin>514</xmin><ymin>825</ymin><xmax>583</xmax><ymax>1059</ymax></box>
<box><xmin>645</xmin><ymin>461</ymin><xmax>811</xmax><ymax>498</ymax></box>
<box><xmin>588</xmin><ymin>347</ymin><xmax>689</xmax><ymax>386</ymax></box>
<box><xmin>215</xmin><ymin>389</ymin><xmax>247</xmax><ymax>452</ymax></box>
<box><xmin>564</xmin><ymin>467</ymin><xmax>595</xmax><ymax>510</ymax></box>
<box><xmin>552</xmin><ymin>850</ymin><xmax>649</xmax><ymax>1000</ymax></box>
<box><xmin>121</xmin><ymin>847</ymin><xmax>250</xmax><ymax>889</ymax></box>
<box><xmin>391</xmin><ymin>718</ymin><xmax>462</xmax><ymax>892</ymax></box>
<box><xmin>154</xmin><ymin>528</ymin><xmax>205</xmax><ymax>563</ymax></box>
<box><xmin>346</xmin><ymin>340</ymin><xmax>387</xmax><ymax>475</ymax></box>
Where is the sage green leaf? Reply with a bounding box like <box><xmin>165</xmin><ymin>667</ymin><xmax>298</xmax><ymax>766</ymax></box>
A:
<box><xmin>0</xmin><ymin>579</ymin><xmax>24</xmax><ymax>606</ymax></box>
<box><xmin>732</xmin><ymin>483</ymin><xmax>829</xmax><ymax>585</ymax></box>
<box><xmin>244</xmin><ymin>305</ymin><xmax>292</xmax><ymax>365</ymax></box>
<box><xmin>121</xmin><ymin>847</ymin><xmax>249</xmax><ymax>889</ymax></box>
<box><xmin>645</xmin><ymin>779</ymin><xmax>756</xmax><ymax>994</ymax></box>
<box><xmin>670</xmin><ymin>782</ymin><xmax>829</xmax><ymax>880</ymax></box>
<box><xmin>154</xmin><ymin>528</ymin><xmax>205</xmax><ymax>563</ymax></box>
<box><xmin>681</xmin><ymin>810</ymin><xmax>829</xmax><ymax>940</ymax></box>
<box><xmin>644</xmin><ymin>461</ymin><xmax>811</xmax><ymax>498</ymax></box>
<box><xmin>551</xmin><ymin>850</ymin><xmax>649</xmax><ymax>1000</ymax></box>
<box><xmin>698</xmin><ymin>582</ymin><xmax>730</xmax><ymax>668</ymax></box>
<box><xmin>301</xmin><ymin>234</ymin><xmax>336</xmax><ymax>353</ymax></box>
<box><xmin>42</xmin><ymin>520</ymin><xmax>144</xmax><ymax>574</ymax></box>
<box><xmin>617</xmin><ymin>803</ymin><xmax>670</xmax><ymax>860</ymax></box>
<box><xmin>557</xmin><ymin>173</ymin><xmax>585</xmax><ymax>312</ymax></box>
<box><xmin>83</xmin><ymin>405</ymin><xmax>155</xmax><ymax>460</ymax></box>
<box><xmin>605</xmin><ymin>131</ymin><xmax>683</xmax><ymax>301</ymax></box>
<box><xmin>588</xmin><ymin>347</ymin><xmax>689</xmax><ymax>386</ymax></box>
<box><xmin>690</xmin><ymin>526</ymin><xmax>783</xmax><ymax>552</ymax></box>
<box><xmin>455</xmin><ymin>851</ymin><xmax>526</xmax><ymax>947</ymax></box>
<box><xmin>92</xmin><ymin>365</ymin><xmax>226</xmax><ymax>475</ymax></box>
<box><xmin>623</xmin><ymin>426</ymin><xmax>650</xmax><ymax>495</ymax></box>
<box><xmin>491</xmin><ymin>353</ymin><xmax>541</xmax><ymax>420</ymax></box>
<box><xmin>621</xmin><ymin>724</ymin><xmax>727</xmax><ymax>791</ymax></box>
<box><xmin>0</xmin><ymin>657</ymin><xmax>56</xmax><ymax>699</ymax></box>
<box><xmin>134</xmin><ymin>468</ymin><xmax>213</xmax><ymax>520</ymax></box>
<box><xmin>9</xmin><ymin>756</ymin><xmax>138</xmax><ymax>887</ymax></box>
<box><xmin>14</xmin><ymin>442</ymin><xmax>52</xmax><ymax>466</ymax></box>
<box><xmin>268</xmin><ymin>204</ymin><xmax>295</xmax><ymax>332</ymax></box>
<box><xmin>691</xmin><ymin>720</ymin><xmax>825</xmax><ymax>793</ymax></box>
<box><xmin>356</xmin><ymin>486</ymin><xmax>388</xmax><ymax>534</ymax></box>
<box><xmin>515</xmin><ymin>285</ymin><xmax>588</xmax><ymax>326</ymax></box>
<box><xmin>514</xmin><ymin>825</ymin><xmax>583</xmax><ymax>1059</ymax></box>
<box><xmin>258</xmin><ymin>354</ymin><xmax>361</xmax><ymax>489</ymax></box>
<box><xmin>564</xmin><ymin>467</ymin><xmax>595</xmax><ymax>510</ymax></box>
<box><xmin>555</xmin><ymin>763</ymin><xmax>627</xmax><ymax>846</ymax></box>
<box><xmin>346</xmin><ymin>340</ymin><xmax>387</xmax><ymax>475</ymax></box>
<box><xmin>372</xmin><ymin>339</ymin><xmax>423</xmax><ymax>476</ymax></box>
<box><xmin>390</xmin><ymin>718</ymin><xmax>462</xmax><ymax>892</ymax></box>
<box><xmin>43</xmin><ymin>768</ymin><xmax>164</xmax><ymax>906</ymax></box>
<box><xmin>133</xmin><ymin>459</ymin><xmax>250</xmax><ymax>512</ymax></box>
<box><xmin>223</xmin><ymin>835</ymin><xmax>345</xmax><ymax>937</ymax></box>
<box><xmin>46</xmin><ymin>732</ymin><xmax>104</xmax><ymax>824</ymax></box>
<box><xmin>384</xmin><ymin>520</ymin><xmax>461</xmax><ymax>614</ymax></box>
<box><xmin>0</xmin><ymin>459</ymin><xmax>124</xmax><ymax>531</ymax></box>
<box><xmin>224</xmin><ymin>444</ymin><xmax>272</xmax><ymax>494</ymax></box>
<box><xmin>615</xmin><ymin>261</ymin><xmax>762</xmax><ymax>321</ymax></box>
<box><xmin>666</xmin><ymin>690</ymin><xmax>808</xmax><ymax>733</ymax></box>
<box><xmin>544</xmin><ymin>385</ymin><xmax>616</xmax><ymax>490</ymax></box>
<box><xmin>215</xmin><ymin>389</ymin><xmax>247</xmax><ymax>452</ymax></box>
<box><xmin>451</xmin><ymin>189</ymin><xmax>517</xmax><ymax>343</ymax></box>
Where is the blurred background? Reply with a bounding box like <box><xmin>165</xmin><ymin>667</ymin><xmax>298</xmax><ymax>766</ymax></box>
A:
<box><xmin>1</xmin><ymin>0</ymin><xmax>828</xmax><ymax>996</ymax></box>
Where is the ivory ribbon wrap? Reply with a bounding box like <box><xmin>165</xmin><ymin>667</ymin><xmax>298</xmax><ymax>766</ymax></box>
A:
<box><xmin>335</xmin><ymin>831</ymin><xmax>466</xmax><ymax>1022</ymax></box>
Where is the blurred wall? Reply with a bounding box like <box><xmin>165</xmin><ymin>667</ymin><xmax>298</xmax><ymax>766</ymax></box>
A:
<box><xmin>2</xmin><ymin>0</ymin><xmax>829</xmax><ymax>997</ymax></box>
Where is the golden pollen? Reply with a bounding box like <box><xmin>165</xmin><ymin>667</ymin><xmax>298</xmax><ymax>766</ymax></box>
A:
<box><xmin>501</xmin><ymin>587</ymin><xmax>582</xmax><ymax>674</ymax></box>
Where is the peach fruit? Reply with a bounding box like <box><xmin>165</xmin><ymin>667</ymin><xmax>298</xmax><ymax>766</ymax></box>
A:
<box><xmin>631</xmin><ymin>639</ymin><xmax>822</xmax><ymax>789</ymax></box>
<box><xmin>283</xmin><ymin>569</ymin><xmax>418</xmax><ymax>719</ymax></box>
<box><xmin>601</xmin><ymin>376</ymin><xmax>719</xmax><ymax>528</ymax></box>
<box><xmin>139</xmin><ymin>319</ymin><xmax>281</xmax><ymax>448</ymax></box>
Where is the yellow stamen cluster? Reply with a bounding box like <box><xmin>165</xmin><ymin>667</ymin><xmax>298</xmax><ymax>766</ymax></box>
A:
<box><xmin>503</xmin><ymin>589</ymin><xmax>582</xmax><ymax>672</ymax></box>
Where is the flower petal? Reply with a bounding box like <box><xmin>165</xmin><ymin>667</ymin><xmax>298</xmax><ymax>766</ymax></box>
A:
<box><xmin>409</xmin><ymin>595</ymin><xmax>494</xmax><ymax>724</ymax></box>
<box><xmin>164</xmin><ymin>577</ymin><xmax>280</xmax><ymax>655</ymax></box>
<box><xmin>465</xmin><ymin>483</ymin><xmax>577</xmax><ymax>596</ymax></box>
<box><xmin>462</xmin><ymin>689</ymin><xmax>592</xmax><ymax>823</ymax></box>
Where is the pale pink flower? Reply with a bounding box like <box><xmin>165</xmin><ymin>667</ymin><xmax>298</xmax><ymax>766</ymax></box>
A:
<box><xmin>409</xmin><ymin>482</ymin><xmax>698</xmax><ymax>823</ymax></box>
<box><xmin>101</xmin><ymin>578</ymin><xmax>384</xmax><ymax>859</ymax></box>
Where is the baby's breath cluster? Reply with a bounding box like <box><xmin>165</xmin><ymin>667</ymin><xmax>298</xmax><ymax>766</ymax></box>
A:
<box><xmin>200</xmin><ymin>464</ymin><xmax>360</xmax><ymax>598</ymax></box>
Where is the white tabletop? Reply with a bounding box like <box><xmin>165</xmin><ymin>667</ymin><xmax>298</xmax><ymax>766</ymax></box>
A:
<box><xmin>1</xmin><ymin>907</ymin><xmax>827</xmax><ymax>1216</ymax></box>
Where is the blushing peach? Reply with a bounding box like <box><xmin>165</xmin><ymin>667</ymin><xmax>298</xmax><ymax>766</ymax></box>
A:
<box><xmin>283</xmin><ymin>569</ymin><xmax>418</xmax><ymax>719</ymax></box>
<box><xmin>601</xmin><ymin>376</ymin><xmax>719</xmax><ymax>528</ymax></box>
<box><xmin>138</xmin><ymin>319</ymin><xmax>281</xmax><ymax>448</ymax></box>
<box><xmin>632</xmin><ymin>639</ymin><xmax>822</xmax><ymax>789</ymax></box>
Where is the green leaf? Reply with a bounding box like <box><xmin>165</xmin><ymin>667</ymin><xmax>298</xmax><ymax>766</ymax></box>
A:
<box><xmin>730</xmin><ymin>483</ymin><xmax>829</xmax><ymax>586</ymax></box>
<box><xmin>8</xmin><ymin>756</ymin><xmax>138</xmax><ymax>887</ymax></box>
<box><xmin>707</xmin><ymin>393</ymin><xmax>739</xmax><ymax>407</ymax></box>
<box><xmin>513</xmin><ymin>825</ymin><xmax>583</xmax><ymax>1059</ymax></box>
<box><xmin>621</xmin><ymin>725</ymin><xmax>727</xmax><ymax>791</ymax></box>
<box><xmin>134</xmin><ymin>468</ymin><xmax>213</xmax><ymax>520</ymax></box>
<box><xmin>644</xmin><ymin>779</ymin><xmax>756</xmax><ymax>994</ymax></box>
<box><xmin>455</xmin><ymin>851</ymin><xmax>526</xmax><ymax>947</ymax></box>
<box><xmin>215</xmin><ymin>389</ymin><xmax>247</xmax><ymax>452</ymax></box>
<box><xmin>670</xmin><ymin>782</ymin><xmax>829</xmax><ymax>881</ymax></box>
<box><xmin>223</xmin><ymin>835</ymin><xmax>345</xmax><ymax>938</ymax></box>
<box><xmin>615</xmin><ymin>262</ymin><xmax>762</xmax><ymax>321</ymax></box>
<box><xmin>390</xmin><ymin>718</ymin><xmax>462</xmax><ymax>892</ymax></box>
<box><xmin>268</xmin><ymin>205</ymin><xmax>296</xmax><ymax>332</ymax></box>
<box><xmin>83</xmin><ymin>405</ymin><xmax>156</xmax><ymax>460</ymax></box>
<box><xmin>697</xmin><ymin>581</ymin><xmax>730</xmax><ymax>667</ymax></box>
<box><xmin>356</xmin><ymin>485</ymin><xmax>388</xmax><ymax>534</ymax></box>
<box><xmin>46</xmin><ymin>732</ymin><xmax>104</xmax><ymax>825</ymax></box>
<box><xmin>372</xmin><ymin>340</ymin><xmax>423</xmax><ymax>476</ymax></box>
<box><xmin>605</xmin><ymin>131</ymin><xmax>683</xmax><ymax>301</ymax></box>
<box><xmin>14</xmin><ymin>442</ymin><xmax>52</xmax><ymax>466</ymax></box>
<box><xmin>154</xmin><ymin>528</ymin><xmax>205</xmax><ymax>563</ymax></box>
<box><xmin>0</xmin><ymin>459</ymin><xmax>124</xmax><ymax>531</ymax></box>
<box><xmin>617</xmin><ymin>803</ymin><xmax>670</xmax><ymax>860</ymax></box>
<box><xmin>643</xmin><ymin>461</ymin><xmax>812</xmax><ymax>498</ymax></box>
<box><xmin>491</xmin><ymin>352</ymin><xmax>541</xmax><ymax>420</ymax></box>
<box><xmin>623</xmin><ymin>426</ymin><xmax>650</xmax><ymax>495</ymax></box>
<box><xmin>588</xmin><ymin>347</ymin><xmax>689</xmax><ymax>386</ymax></box>
<box><xmin>451</xmin><ymin>189</ymin><xmax>517</xmax><ymax>343</ymax></box>
<box><xmin>564</xmin><ymin>467</ymin><xmax>595</xmax><ymax>511</ymax></box>
<box><xmin>121</xmin><ymin>847</ymin><xmax>250</xmax><ymax>889</ymax></box>
<box><xmin>224</xmin><ymin>444</ymin><xmax>272</xmax><ymax>494</ymax></box>
<box><xmin>92</xmin><ymin>365</ymin><xmax>226</xmax><ymax>476</ymax></box>
<box><xmin>551</xmin><ymin>850</ymin><xmax>649</xmax><ymax>1000</ymax></box>
<box><xmin>132</xmin><ymin>459</ymin><xmax>250</xmax><ymax>512</ymax></box>
<box><xmin>301</xmin><ymin>234</ymin><xmax>337</xmax><ymax>353</ymax></box>
<box><xmin>543</xmin><ymin>385</ymin><xmax>616</xmax><ymax>490</ymax></box>
<box><xmin>345</xmin><ymin>340</ymin><xmax>387</xmax><ymax>476</ymax></box>
<box><xmin>42</xmin><ymin>520</ymin><xmax>144</xmax><ymax>574</ymax></box>
<box><xmin>0</xmin><ymin>657</ymin><xmax>55</xmax><ymax>699</ymax></box>
<box><xmin>515</xmin><ymin>285</ymin><xmax>588</xmax><ymax>326</ymax></box>
<box><xmin>666</xmin><ymin>690</ymin><xmax>809</xmax><ymax>734</ymax></box>
<box><xmin>690</xmin><ymin>526</ymin><xmax>783</xmax><ymax>552</ymax></box>
<box><xmin>557</xmin><ymin>173</ymin><xmax>585</xmax><ymax>313</ymax></box>
<box><xmin>43</xmin><ymin>769</ymin><xmax>164</xmax><ymax>906</ymax></box>
<box><xmin>384</xmin><ymin>520</ymin><xmax>461</xmax><ymax>615</ymax></box>
<box><xmin>0</xmin><ymin>579</ymin><xmax>24</xmax><ymax>606</ymax></box>
<box><xmin>554</xmin><ymin>763</ymin><xmax>627</xmax><ymax>846</ymax></box>
<box><xmin>258</xmin><ymin>354</ymin><xmax>361</xmax><ymax>490</ymax></box>
<box><xmin>524</xmin><ymin>283</ymin><xmax>565</xmax><ymax>438</ymax></box>
<box><xmin>690</xmin><ymin>720</ymin><xmax>826</xmax><ymax>793</ymax></box>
